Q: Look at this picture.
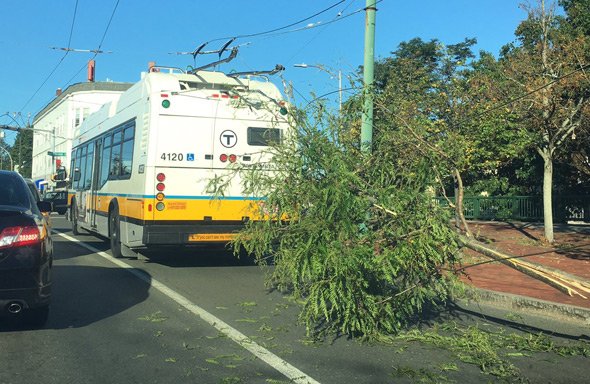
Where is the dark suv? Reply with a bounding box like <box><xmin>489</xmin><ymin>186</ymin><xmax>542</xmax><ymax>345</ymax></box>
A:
<box><xmin>43</xmin><ymin>190</ymin><xmax>68</xmax><ymax>215</ymax></box>
<box><xmin>0</xmin><ymin>171</ymin><xmax>53</xmax><ymax>326</ymax></box>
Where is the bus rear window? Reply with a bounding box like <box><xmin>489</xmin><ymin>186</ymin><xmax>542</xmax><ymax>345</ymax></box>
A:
<box><xmin>247</xmin><ymin>127</ymin><xmax>282</xmax><ymax>146</ymax></box>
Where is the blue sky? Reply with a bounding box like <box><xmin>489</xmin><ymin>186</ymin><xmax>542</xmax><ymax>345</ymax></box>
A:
<box><xmin>0</xmin><ymin>1</ymin><xmax>529</xmax><ymax>144</ymax></box>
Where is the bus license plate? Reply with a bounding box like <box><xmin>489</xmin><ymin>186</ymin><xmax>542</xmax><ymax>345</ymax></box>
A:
<box><xmin>188</xmin><ymin>233</ymin><xmax>234</xmax><ymax>242</ymax></box>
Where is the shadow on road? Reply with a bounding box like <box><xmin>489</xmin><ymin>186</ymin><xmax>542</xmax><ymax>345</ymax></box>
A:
<box><xmin>0</xmin><ymin>265</ymin><xmax>151</xmax><ymax>332</ymax></box>
<box><xmin>137</xmin><ymin>245</ymin><xmax>258</xmax><ymax>268</ymax></box>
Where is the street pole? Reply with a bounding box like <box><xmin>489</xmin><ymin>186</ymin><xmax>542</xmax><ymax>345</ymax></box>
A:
<box><xmin>52</xmin><ymin>127</ymin><xmax>56</xmax><ymax>190</ymax></box>
<box><xmin>338</xmin><ymin>70</ymin><xmax>342</xmax><ymax>113</ymax></box>
<box><xmin>294</xmin><ymin>63</ymin><xmax>342</xmax><ymax>112</ymax></box>
<box><xmin>361</xmin><ymin>0</ymin><xmax>376</xmax><ymax>154</ymax></box>
<box><xmin>0</xmin><ymin>144</ymin><xmax>14</xmax><ymax>171</ymax></box>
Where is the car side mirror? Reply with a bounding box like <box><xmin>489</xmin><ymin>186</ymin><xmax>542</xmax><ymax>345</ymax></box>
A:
<box><xmin>73</xmin><ymin>168</ymin><xmax>81</xmax><ymax>182</ymax></box>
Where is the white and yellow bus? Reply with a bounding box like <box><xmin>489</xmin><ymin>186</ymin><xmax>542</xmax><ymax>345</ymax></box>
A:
<box><xmin>68</xmin><ymin>66</ymin><xmax>290</xmax><ymax>257</ymax></box>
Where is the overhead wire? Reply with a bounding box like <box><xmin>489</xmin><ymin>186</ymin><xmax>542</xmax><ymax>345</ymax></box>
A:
<box><xmin>202</xmin><ymin>0</ymin><xmax>347</xmax><ymax>45</ymax></box>
<box><xmin>282</xmin><ymin>2</ymin><xmax>353</xmax><ymax>66</ymax></box>
<box><xmin>171</xmin><ymin>0</ymin><xmax>354</xmax><ymax>73</ymax></box>
<box><xmin>249</xmin><ymin>0</ymin><xmax>376</xmax><ymax>105</ymax></box>
<box><xmin>18</xmin><ymin>0</ymin><xmax>370</xmax><ymax>124</ymax></box>
<box><xmin>259</xmin><ymin>0</ymin><xmax>376</xmax><ymax>41</ymax></box>
<box><xmin>464</xmin><ymin>62</ymin><xmax>590</xmax><ymax>124</ymax></box>
<box><xmin>0</xmin><ymin>112</ymin><xmax>24</xmax><ymax>128</ymax></box>
<box><xmin>61</xmin><ymin>0</ymin><xmax>121</xmax><ymax>89</ymax></box>
<box><xmin>17</xmin><ymin>0</ymin><xmax>79</xmax><ymax>116</ymax></box>
<box><xmin>300</xmin><ymin>58</ymin><xmax>590</xmax><ymax>147</ymax></box>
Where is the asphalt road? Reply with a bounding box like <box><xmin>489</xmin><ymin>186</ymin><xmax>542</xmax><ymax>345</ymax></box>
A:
<box><xmin>1</xmin><ymin>215</ymin><xmax>588</xmax><ymax>384</ymax></box>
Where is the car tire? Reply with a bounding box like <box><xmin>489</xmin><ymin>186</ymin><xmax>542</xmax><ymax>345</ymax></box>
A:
<box><xmin>58</xmin><ymin>209</ymin><xmax>67</xmax><ymax>215</ymax></box>
<box><xmin>109</xmin><ymin>206</ymin><xmax>123</xmax><ymax>258</ymax></box>
<box><xmin>71</xmin><ymin>202</ymin><xmax>80</xmax><ymax>235</ymax></box>
<box><xmin>23</xmin><ymin>306</ymin><xmax>49</xmax><ymax>327</ymax></box>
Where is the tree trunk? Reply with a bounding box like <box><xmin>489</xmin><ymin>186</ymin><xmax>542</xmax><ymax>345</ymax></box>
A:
<box><xmin>540</xmin><ymin>149</ymin><xmax>555</xmax><ymax>243</ymax></box>
<box><xmin>460</xmin><ymin>236</ymin><xmax>589</xmax><ymax>298</ymax></box>
<box><xmin>453</xmin><ymin>169</ymin><xmax>472</xmax><ymax>237</ymax></box>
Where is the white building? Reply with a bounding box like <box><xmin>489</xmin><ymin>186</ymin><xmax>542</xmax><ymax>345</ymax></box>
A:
<box><xmin>31</xmin><ymin>81</ymin><xmax>132</xmax><ymax>191</ymax></box>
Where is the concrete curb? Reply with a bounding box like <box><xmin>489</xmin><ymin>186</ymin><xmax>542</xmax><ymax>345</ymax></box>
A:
<box><xmin>453</xmin><ymin>287</ymin><xmax>590</xmax><ymax>338</ymax></box>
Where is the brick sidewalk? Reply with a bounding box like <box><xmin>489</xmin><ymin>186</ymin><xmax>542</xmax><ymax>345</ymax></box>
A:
<box><xmin>459</xmin><ymin>222</ymin><xmax>590</xmax><ymax>309</ymax></box>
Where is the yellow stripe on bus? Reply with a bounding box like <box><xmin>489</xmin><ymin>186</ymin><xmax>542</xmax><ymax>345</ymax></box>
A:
<box><xmin>78</xmin><ymin>195</ymin><xmax>263</xmax><ymax>222</ymax></box>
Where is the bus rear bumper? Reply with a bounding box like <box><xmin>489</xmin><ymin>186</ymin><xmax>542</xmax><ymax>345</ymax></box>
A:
<box><xmin>142</xmin><ymin>223</ymin><xmax>244</xmax><ymax>245</ymax></box>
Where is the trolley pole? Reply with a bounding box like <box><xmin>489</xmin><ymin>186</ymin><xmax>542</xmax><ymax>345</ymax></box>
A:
<box><xmin>361</xmin><ymin>0</ymin><xmax>376</xmax><ymax>154</ymax></box>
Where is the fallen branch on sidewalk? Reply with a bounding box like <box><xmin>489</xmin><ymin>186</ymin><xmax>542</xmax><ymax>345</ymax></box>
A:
<box><xmin>458</xmin><ymin>236</ymin><xmax>590</xmax><ymax>299</ymax></box>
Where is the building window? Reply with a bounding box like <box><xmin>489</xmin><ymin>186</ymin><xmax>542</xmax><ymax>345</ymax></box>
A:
<box><xmin>74</xmin><ymin>107</ymin><xmax>91</xmax><ymax>127</ymax></box>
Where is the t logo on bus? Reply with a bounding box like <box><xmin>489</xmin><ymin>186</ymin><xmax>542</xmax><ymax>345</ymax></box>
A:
<box><xmin>220</xmin><ymin>130</ymin><xmax>237</xmax><ymax>148</ymax></box>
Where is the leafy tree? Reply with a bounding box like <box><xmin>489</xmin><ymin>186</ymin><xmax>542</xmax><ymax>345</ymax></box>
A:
<box><xmin>10</xmin><ymin>129</ymin><xmax>33</xmax><ymax>177</ymax></box>
<box><xmin>499</xmin><ymin>0</ymin><xmax>590</xmax><ymax>242</ymax></box>
<box><xmin>367</xmin><ymin>38</ymin><xmax>532</xmax><ymax>235</ymax></box>
<box><xmin>559</xmin><ymin>0</ymin><xmax>590</xmax><ymax>35</ymax></box>
<box><xmin>558</xmin><ymin>0</ymin><xmax>590</xmax><ymax>187</ymax></box>
<box><xmin>0</xmin><ymin>138</ymin><xmax>11</xmax><ymax>171</ymax></box>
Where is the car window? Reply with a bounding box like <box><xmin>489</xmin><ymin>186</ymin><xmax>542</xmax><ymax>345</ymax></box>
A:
<box><xmin>0</xmin><ymin>174</ymin><xmax>30</xmax><ymax>207</ymax></box>
<box><xmin>25</xmin><ymin>180</ymin><xmax>42</xmax><ymax>203</ymax></box>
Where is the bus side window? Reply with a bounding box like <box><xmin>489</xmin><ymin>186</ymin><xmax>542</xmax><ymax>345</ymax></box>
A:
<box><xmin>78</xmin><ymin>145</ymin><xmax>88</xmax><ymax>190</ymax></box>
<box><xmin>121</xmin><ymin>125</ymin><xmax>135</xmax><ymax>178</ymax></box>
<box><xmin>100</xmin><ymin>135</ymin><xmax>112</xmax><ymax>186</ymax></box>
<box><xmin>110</xmin><ymin>130</ymin><xmax>123</xmax><ymax>178</ymax></box>
<box><xmin>73</xmin><ymin>147</ymin><xmax>82</xmax><ymax>188</ymax></box>
<box><xmin>84</xmin><ymin>144</ymin><xmax>94</xmax><ymax>189</ymax></box>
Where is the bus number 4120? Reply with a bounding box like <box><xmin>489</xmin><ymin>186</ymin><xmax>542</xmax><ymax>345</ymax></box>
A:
<box><xmin>161</xmin><ymin>153</ymin><xmax>184</xmax><ymax>161</ymax></box>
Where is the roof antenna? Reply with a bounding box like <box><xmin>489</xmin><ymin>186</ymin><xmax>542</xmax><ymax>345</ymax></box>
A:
<box><xmin>191</xmin><ymin>42</ymin><xmax>207</xmax><ymax>66</ymax></box>
<box><xmin>188</xmin><ymin>47</ymin><xmax>239</xmax><ymax>74</ymax></box>
<box><xmin>218</xmin><ymin>38</ymin><xmax>235</xmax><ymax>58</ymax></box>
<box><xmin>227</xmin><ymin>64</ymin><xmax>286</xmax><ymax>78</ymax></box>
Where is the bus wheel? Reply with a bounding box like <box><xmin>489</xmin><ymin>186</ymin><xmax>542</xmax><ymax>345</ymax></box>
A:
<box><xmin>71</xmin><ymin>202</ymin><xmax>80</xmax><ymax>235</ymax></box>
<box><xmin>109</xmin><ymin>207</ymin><xmax>123</xmax><ymax>258</ymax></box>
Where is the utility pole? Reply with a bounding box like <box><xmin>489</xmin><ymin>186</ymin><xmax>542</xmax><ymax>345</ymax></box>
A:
<box><xmin>361</xmin><ymin>0</ymin><xmax>376</xmax><ymax>154</ymax></box>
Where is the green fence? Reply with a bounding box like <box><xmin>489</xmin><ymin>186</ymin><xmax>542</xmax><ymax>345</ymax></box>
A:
<box><xmin>436</xmin><ymin>195</ymin><xmax>590</xmax><ymax>222</ymax></box>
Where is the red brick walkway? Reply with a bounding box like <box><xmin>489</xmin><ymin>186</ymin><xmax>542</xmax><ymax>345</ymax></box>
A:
<box><xmin>459</xmin><ymin>222</ymin><xmax>590</xmax><ymax>309</ymax></box>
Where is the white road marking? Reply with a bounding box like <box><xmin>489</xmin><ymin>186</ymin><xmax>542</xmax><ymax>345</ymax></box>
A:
<box><xmin>56</xmin><ymin>231</ymin><xmax>320</xmax><ymax>384</ymax></box>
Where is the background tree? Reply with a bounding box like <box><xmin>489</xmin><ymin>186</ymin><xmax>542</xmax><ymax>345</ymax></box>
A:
<box><xmin>10</xmin><ymin>129</ymin><xmax>33</xmax><ymax>177</ymax></box>
<box><xmin>499</xmin><ymin>0</ymin><xmax>590</xmax><ymax>242</ymax></box>
<box><xmin>0</xmin><ymin>137</ymin><xmax>11</xmax><ymax>171</ymax></box>
<box><xmin>366</xmin><ymin>38</ymin><xmax>531</xmax><ymax>235</ymax></box>
<box><xmin>559</xmin><ymin>0</ymin><xmax>590</xmax><ymax>187</ymax></box>
<box><xmin>560</xmin><ymin>0</ymin><xmax>590</xmax><ymax>35</ymax></box>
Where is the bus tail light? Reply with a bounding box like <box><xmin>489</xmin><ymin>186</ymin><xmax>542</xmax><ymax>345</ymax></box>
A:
<box><xmin>156</xmin><ymin>173</ymin><xmax>166</xmax><ymax>193</ymax></box>
<box><xmin>220</xmin><ymin>154</ymin><xmax>237</xmax><ymax>163</ymax></box>
<box><xmin>155</xmin><ymin>173</ymin><xmax>166</xmax><ymax>210</ymax></box>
